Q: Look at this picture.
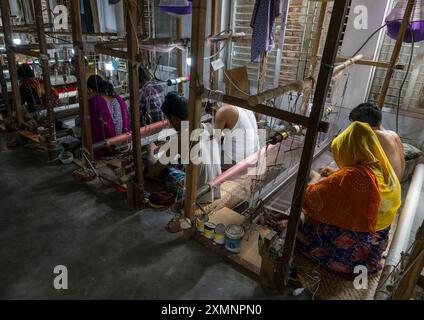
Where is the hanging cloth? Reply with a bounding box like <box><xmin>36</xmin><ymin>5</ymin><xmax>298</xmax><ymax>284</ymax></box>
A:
<box><xmin>386</xmin><ymin>0</ymin><xmax>424</xmax><ymax>43</ymax></box>
<box><xmin>250</xmin><ymin>0</ymin><xmax>281</xmax><ymax>63</ymax></box>
<box><xmin>159</xmin><ymin>0</ymin><xmax>192</xmax><ymax>16</ymax></box>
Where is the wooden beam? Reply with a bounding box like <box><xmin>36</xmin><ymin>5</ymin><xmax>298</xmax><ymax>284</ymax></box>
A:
<box><xmin>209</xmin><ymin>0</ymin><xmax>219</xmax><ymax>90</ymax></box>
<box><xmin>184</xmin><ymin>0</ymin><xmax>207</xmax><ymax>220</ymax></box>
<box><xmin>0</xmin><ymin>55</ymin><xmax>12</xmax><ymax>129</ymax></box>
<box><xmin>279</xmin><ymin>0</ymin><xmax>351</xmax><ymax>288</ymax></box>
<box><xmin>9</xmin><ymin>47</ymin><xmax>41</xmax><ymax>57</ymax></box>
<box><xmin>0</xmin><ymin>0</ymin><xmax>24</xmax><ymax>127</ymax></box>
<box><xmin>125</xmin><ymin>0</ymin><xmax>144</xmax><ymax>209</ymax></box>
<box><xmin>70</xmin><ymin>0</ymin><xmax>94</xmax><ymax>160</ymax></box>
<box><xmin>336</xmin><ymin>56</ymin><xmax>405</xmax><ymax>70</ymax></box>
<box><xmin>248</xmin><ymin>78</ymin><xmax>314</xmax><ymax>106</ymax></box>
<box><xmin>332</xmin><ymin>54</ymin><xmax>363</xmax><ymax>80</ymax></box>
<box><xmin>377</xmin><ymin>0</ymin><xmax>415</xmax><ymax>109</ymax></box>
<box><xmin>393</xmin><ymin>221</ymin><xmax>424</xmax><ymax>300</ymax></box>
<box><xmin>33</xmin><ymin>0</ymin><xmax>57</xmax><ymax>160</ymax></box>
<box><xmin>308</xmin><ymin>0</ymin><xmax>328</xmax><ymax>78</ymax></box>
<box><xmin>176</xmin><ymin>17</ymin><xmax>184</xmax><ymax>93</ymax></box>
<box><xmin>90</xmin><ymin>0</ymin><xmax>101</xmax><ymax>33</ymax></box>
<box><xmin>203</xmin><ymin>89</ymin><xmax>330</xmax><ymax>133</ymax></box>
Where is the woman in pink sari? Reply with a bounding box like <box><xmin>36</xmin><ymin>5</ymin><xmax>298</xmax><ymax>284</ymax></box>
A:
<box><xmin>87</xmin><ymin>75</ymin><xmax>131</xmax><ymax>158</ymax></box>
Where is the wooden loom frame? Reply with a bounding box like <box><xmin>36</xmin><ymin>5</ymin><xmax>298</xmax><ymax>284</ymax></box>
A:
<box><xmin>178</xmin><ymin>0</ymin><xmax>351</xmax><ymax>289</ymax></box>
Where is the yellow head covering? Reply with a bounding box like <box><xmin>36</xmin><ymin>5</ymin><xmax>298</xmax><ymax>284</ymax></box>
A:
<box><xmin>331</xmin><ymin>121</ymin><xmax>401</xmax><ymax>230</ymax></box>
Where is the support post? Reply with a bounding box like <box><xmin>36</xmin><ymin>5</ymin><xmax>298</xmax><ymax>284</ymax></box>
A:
<box><xmin>70</xmin><ymin>0</ymin><xmax>94</xmax><ymax>160</ymax></box>
<box><xmin>0</xmin><ymin>0</ymin><xmax>24</xmax><ymax>127</ymax></box>
<box><xmin>125</xmin><ymin>0</ymin><xmax>144</xmax><ymax>209</ymax></box>
<box><xmin>377</xmin><ymin>0</ymin><xmax>415</xmax><ymax>109</ymax></box>
<box><xmin>258</xmin><ymin>52</ymin><xmax>268</xmax><ymax>93</ymax></box>
<box><xmin>209</xmin><ymin>0</ymin><xmax>219</xmax><ymax>90</ymax></box>
<box><xmin>308</xmin><ymin>0</ymin><xmax>328</xmax><ymax>78</ymax></box>
<box><xmin>33</xmin><ymin>0</ymin><xmax>57</xmax><ymax>160</ymax></box>
<box><xmin>0</xmin><ymin>55</ymin><xmax>12</xmax><ymax>130</ymax></box>
<box><xmin>176</xmin><ymin>17</ymin><xmax>184</xmax><ymax>93</ymax></box>
<box><xmin>393</xmin><ymin>221</ymin><xmax>424</xmax><ymax>300</ymax></box>
<box><xmin>278</xmin><ymin>0</ymin><xmax>351</xmax><ymax>288</ymax></box>
<box><xmin>184</xmin><ymin>0</ymin><xmax>207</xmax><ymax>220</ymax></box>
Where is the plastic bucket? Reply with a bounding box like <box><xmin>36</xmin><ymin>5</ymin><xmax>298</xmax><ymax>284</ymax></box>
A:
<box><xmin>225</xmin><ymin>224</ymin><xmax>245</xmax><ymax>253</ymax></box>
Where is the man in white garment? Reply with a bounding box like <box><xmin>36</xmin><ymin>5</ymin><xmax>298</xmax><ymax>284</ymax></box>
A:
<box><xmin>211</xmin><ymin>103</ymin><xmax>260</xmax><ymax>169</ymax></box>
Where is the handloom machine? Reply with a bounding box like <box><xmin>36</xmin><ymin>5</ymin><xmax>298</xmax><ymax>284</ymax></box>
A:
<box><xmin>173</xmin><ymin>0</ymin><xmax>424</xmax><ymax>299</ymax></box>
<box><xmin>2</xmin><ymin>0</ymin><xmax>423</xmax><ymax>299</ymax></box>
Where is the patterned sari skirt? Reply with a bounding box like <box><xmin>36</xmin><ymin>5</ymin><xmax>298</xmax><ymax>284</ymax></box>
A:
<box><xmin>296</xmin><ymin>217</ymin><xmax>390</xmax><ymax>274</ymax></box>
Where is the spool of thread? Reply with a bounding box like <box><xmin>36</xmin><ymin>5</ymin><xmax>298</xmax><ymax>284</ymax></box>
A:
<box><xmin>167</xmin><ymin>75</ymin><xmax>191</xmax><ymax>86</ymax></box>
<box><xmin>270</xmin><ymin>131</ymin><xmax>289</xmax><ymax>145</ymax></box>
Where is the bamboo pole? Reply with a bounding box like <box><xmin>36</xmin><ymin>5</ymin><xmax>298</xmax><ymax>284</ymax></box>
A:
<box><xmin>0</xmin><ymin>0</ymin><xmax>24</xmax><ymax>127</ymax></box>
<box><xmin>377</xmin><ymin>0</ymin><xmax>415</xmax><ymax>109</ymax></box>
<box><xmin>184</xmin><ymin>0</ymin><xmax>207</xmax><ymax>220</ymax></box>
<box><xmin>125</xmin><ymin>0</ymin><xmax>144</xmax><ymax>209</ymax></box>
<box><xmin>278</xmin><ymin>0</ymin><xmax>351</xmax><ymax>288</ymax></box>
<box><xmin>70</xmin><ymin>0</ymin><xmax>94</xmax><ymax>160</ymax></box>
<box><xmin>33</xmin><ymin>0</ymin><xmax>57</xmax><ymax>160</ymax></box>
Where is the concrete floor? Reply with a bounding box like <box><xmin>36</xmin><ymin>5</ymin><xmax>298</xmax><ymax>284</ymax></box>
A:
<box><xmin>0</xmin><ymin>135</ymin><xmax>299</xmax><ymax>300</ymax></box>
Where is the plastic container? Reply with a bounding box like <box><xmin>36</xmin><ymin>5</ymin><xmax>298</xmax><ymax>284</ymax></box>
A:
<box><xmin>203</xmin><ymin>222</ymin><xmax>216</xmax><ymax>240</ymax></box>
<box><xmin>225</xmin><ymin>224</ymin><xmax>245</xmax><ymax>253</ymax></box>
<box><xmin>59</xmin><ymin>151</ymin><xmax>74</xmax><ymax>165</ymax></box>
<box><xmin>195</xmin><ymin>214</ymin><xmax>209</xmax><ymax>233</ymax></box>
<box><xmin>214</xmin><ymin>224</ymin><xmax>226</xmax><ymax>245</ymax></box>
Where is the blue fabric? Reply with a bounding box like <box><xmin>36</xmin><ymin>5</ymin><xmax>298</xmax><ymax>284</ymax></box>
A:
<box><xmin>296</xmin><ymin>217</ymin><xmax>390</xmax><ymax>274</ymax></box>
<box><xmin>139</xmin><ymin>83</ymin><xmax>165</xmax><ymax>126</ymax></box>
<box><xmin>251</xmin><ymin>0</ymin><xmax>280</xmax><ymax>63</ymax></box>
<box><xmin>159</xmin><ymin>166</ymin><xmax>186</xmax><ymax>199</ymax></box>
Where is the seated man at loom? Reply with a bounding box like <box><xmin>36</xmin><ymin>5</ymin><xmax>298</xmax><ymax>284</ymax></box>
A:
<box><xmin>321</xmin><ymin>103</ymin><xmax>405</xmax><ymax>180</ymax></box>
<box><xmin>146</xmin><ymin>92</ymin><xmax>221</xmax><ymax>203</ymax></box>
<box><xmin>138</xmin><ymin>65</ymin><xmax>165</xmax><ymax>126</ymax></box>
<box><xmin>86</xmin><ymin>75</ymin><xmax>131</xmax><ymax>158</ymax></box>
<box><xmin>297</xmin><ymin>121</ymin><xmax>401</xmax><ymax>274</ymax></box>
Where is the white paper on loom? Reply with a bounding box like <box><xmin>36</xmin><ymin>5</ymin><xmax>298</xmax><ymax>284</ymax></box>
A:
<box><xmin>159</xmin><ymin>0</ymin><xmax>189</xmax><ymax>7</ymax></box>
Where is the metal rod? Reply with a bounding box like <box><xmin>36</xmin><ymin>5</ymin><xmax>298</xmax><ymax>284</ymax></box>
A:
<box><xmin>279</xmin><ymin>0</ymin><xmax>351</xmax><ymax>288</ymax></box>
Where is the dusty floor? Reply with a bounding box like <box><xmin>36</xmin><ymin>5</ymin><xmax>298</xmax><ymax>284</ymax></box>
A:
<box><xmin>0</xmin><ymin>135</ymin><xmax>301</xmax><ymax>300</ymax></box>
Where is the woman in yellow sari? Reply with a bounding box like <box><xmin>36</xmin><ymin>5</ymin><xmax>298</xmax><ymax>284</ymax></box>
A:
<box><xmin>297</xmin><ymin>121</ymin><xmax>401</xmax><ymax>274</ymax></box>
